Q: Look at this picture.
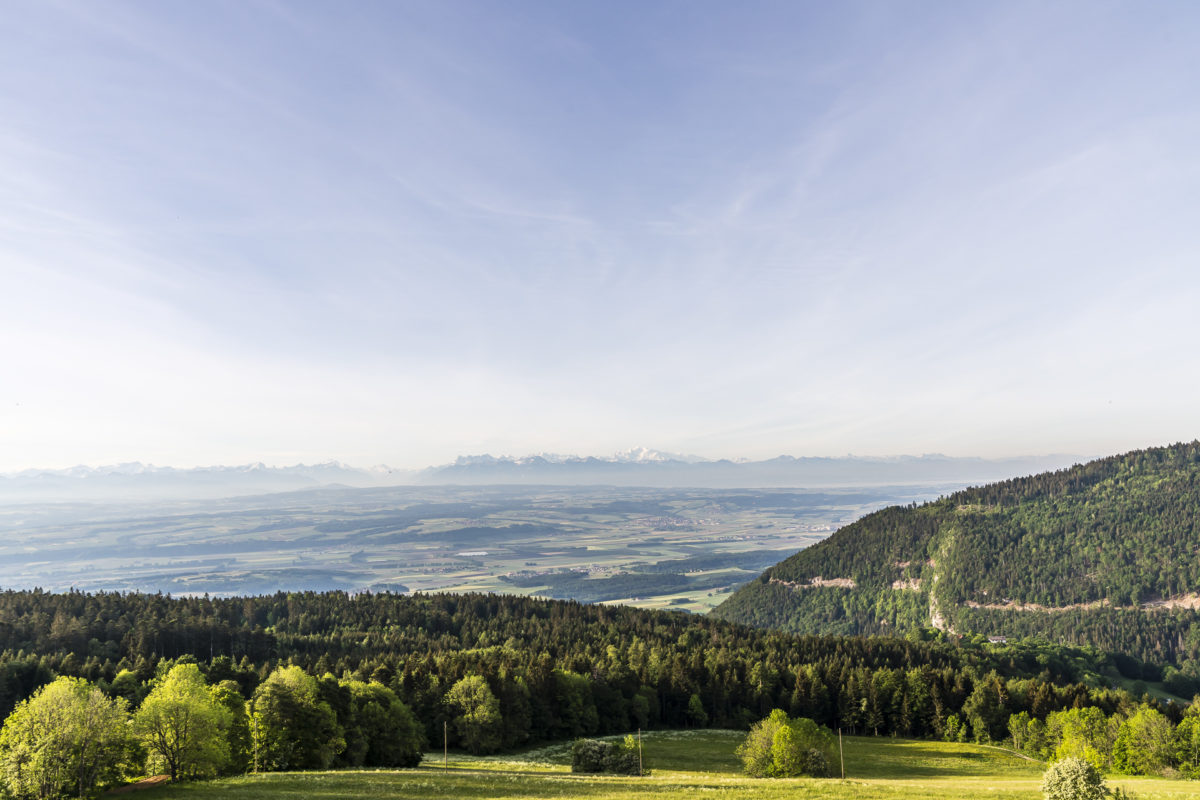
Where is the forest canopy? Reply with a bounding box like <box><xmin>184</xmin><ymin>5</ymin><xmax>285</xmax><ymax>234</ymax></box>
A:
<box><xmin>715</xmin><ymin>441</ymin><xmax>1200</xmax><ymax>681</ymax></box>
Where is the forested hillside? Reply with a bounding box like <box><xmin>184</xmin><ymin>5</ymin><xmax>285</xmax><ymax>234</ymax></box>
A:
<box><xmin>0</xmin><ymin>588</ymin><xmax>1171</xmax><ymax>753</ymax></box>
<box><xmin>713</xmin><ymin>442</ymin><xmax>1200</xmax><ymax>687</ymax></box>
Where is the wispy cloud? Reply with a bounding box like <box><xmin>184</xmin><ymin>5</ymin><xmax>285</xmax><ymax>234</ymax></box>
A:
<box><xmin>3</xmin><ymin>1</ymin><xmax>1200</xmax><ymax>469</ymax></box>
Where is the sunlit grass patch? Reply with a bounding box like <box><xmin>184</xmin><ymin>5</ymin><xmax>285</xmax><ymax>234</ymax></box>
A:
<box><xmin>127</xmin><ymin>733</ymin><xmax>1199</xmax><ymax>800</ymax></box>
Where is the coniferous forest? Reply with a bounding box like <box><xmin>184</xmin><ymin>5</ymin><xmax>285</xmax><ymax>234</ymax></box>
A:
<box><xmin>715</xmin><ymin>442</ymin><xmax>1200</xmax><ymax>684</ymax></box>
<box><xmin>0</xmin><ymin>589</ymin><xmax>1187</xmax><ymax>750</ymax></box>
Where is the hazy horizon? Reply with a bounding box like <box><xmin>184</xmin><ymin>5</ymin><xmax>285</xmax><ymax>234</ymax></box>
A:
<box><xmin>0</xmin><ymin>446</ymin><xmax>1096</xmax><ymax>476</ymax></box>
<box><xmin>4</xmin><ymin>1</ymin><xmax>1200</xmax><ymax>472</ymax></box>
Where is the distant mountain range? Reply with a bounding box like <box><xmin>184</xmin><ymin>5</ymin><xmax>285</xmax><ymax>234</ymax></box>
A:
<box><xmin>415</xmin><ymin>452</ymin><xmax>1083</xmax><ymax>488</ymax></box>
<box><xmin>0</xmin><ymin>449</ymin><xmax>1084</xmax><ymax>503</ymax></box>
<box><xmin>0</xmin><ymin>461</ymin><xmax>406</xmax><ymax>503</ymax></box>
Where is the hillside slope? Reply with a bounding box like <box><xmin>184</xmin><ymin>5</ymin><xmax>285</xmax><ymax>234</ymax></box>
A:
<box><xmin>712</xmin><ymin>442</ymin><xmax>1200</xmax><ymax>673</ymax></box>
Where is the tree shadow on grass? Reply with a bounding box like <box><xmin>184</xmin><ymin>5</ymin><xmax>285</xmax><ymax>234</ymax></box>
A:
<box><xmin>844</xmin><ymin>740</ymin><xmax>1031</xmax><ymax>780</ymax></box>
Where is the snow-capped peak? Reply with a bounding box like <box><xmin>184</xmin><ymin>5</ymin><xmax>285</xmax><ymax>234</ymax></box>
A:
<box><xmin>611</xmin><ymin>447</ymin><xmax>708</xmax><ymax>464</ymax></box>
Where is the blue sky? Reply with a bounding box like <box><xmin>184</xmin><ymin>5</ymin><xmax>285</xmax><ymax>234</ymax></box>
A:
<box><xmin>3</xmin><ymin>0</ymin><xmax>1200</xmax><ymax>470</ymax></box>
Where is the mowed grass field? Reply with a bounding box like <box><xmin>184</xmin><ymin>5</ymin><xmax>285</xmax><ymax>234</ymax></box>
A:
<box><xmin>126</xmin><ymin>730</ymin><xmax>1197</xmax><ymax>800</ymax></box>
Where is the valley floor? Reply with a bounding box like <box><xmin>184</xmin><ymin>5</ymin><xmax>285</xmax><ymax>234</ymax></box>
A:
<box><xmin>125</xmin><ymin>730</ymin><xmax>1194</xmax><ymax>800</ymax></box>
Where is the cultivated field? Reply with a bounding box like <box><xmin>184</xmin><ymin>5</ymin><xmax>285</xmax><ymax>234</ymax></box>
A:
<box><xmin>125</xmin><ymin>730</ymin><xmax>1196</xmax><ymax>800</ymax></box>
<box><xmin>0</xmin><ymin>485</ymin><xmax>942</xmax><ymax>609</ymax></box>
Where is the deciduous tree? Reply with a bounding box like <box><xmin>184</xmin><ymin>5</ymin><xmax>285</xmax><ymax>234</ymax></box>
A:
<box><xmin>1111</xmin><ymin>705</ymin><xmax>1174</xmax><ymax>775</ymax></box>
<box><xmin>737</xmin><ymin>710</ymin><xmax>835</xmax><ymax>778</ymax></box>
<box><xmin>340</xmin><ymin>681</ymin><xmax>423</xmax><ymax>767</ymax></box>
<box><xmin>134</xmin><ymin>663</ymin><xmax>231</xmax><ymax>780</ymax></box>
<box><xmin>249</xmin><ymin>666</ymin><xmax>342</xmax><ymax>771</ymax></box>
<box><xmin>210</xmin><ymin>681</ymin><xmax>251</xmax><ymax>775</ymax></box>
<box><xmin>445</xmin><ymin>675</ymin><xmax>502</xmax><ymax>755</ymax></box>
<box><xmin>0</xmin><ymin>677</ymin><xmax>133</xmax><ymax>799</ymax></box>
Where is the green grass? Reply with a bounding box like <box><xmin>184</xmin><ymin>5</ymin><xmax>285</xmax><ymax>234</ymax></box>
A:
<box><xmin>122</xmin><ymin>731</ymin><xmax>1199</xmax><ymax>800</ymax></box>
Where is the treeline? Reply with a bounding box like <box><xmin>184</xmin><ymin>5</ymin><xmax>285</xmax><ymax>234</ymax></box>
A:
<box><xmin>715</xmin><ymin>441</ymin><xmax>1200</xmax><ymax>677</ymax></box>
<box><xmin>498</xmin><ymin>551</ymin><xmax>785</xmax><ymax>604</ymax></box>
<box><xmin>1004</xmin><ymin>703</ymin><xmax>1200</xmax><ymax>778</ymax></box>
<box><xmin>0</xmin><ymin>661</ymin><xmax>423</xmax><ymax>798</ymax></box>
<box><xmin>951</xmin><ymin>606</ymin><xmax>1200</xmax><ymax>694</ymax></box>
<box><xmin>0</xmin><ymin>589</ymin><xmax>1192</xmax><ymax>759</ymax></box>
<box><xmin>499</xmin><ymin>568</ymin><xmax>737</xmax><ymax>603</ymax></box>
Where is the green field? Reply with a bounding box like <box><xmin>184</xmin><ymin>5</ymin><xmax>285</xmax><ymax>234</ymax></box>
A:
<box><xmin>125</xmin><ymin>731</ymin><xmax>1196</xmax><ymax>800</ymax></box>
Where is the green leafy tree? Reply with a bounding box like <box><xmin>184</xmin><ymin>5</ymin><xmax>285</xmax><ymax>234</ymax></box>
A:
<box><xmin>943</xmin><ymin>713</ymin><xmax>967</xmax><ymax>743</ymax></box>
<box><xmin>1008</xmin><ymin>711</ymin><xmax>1034</xmax><ymax>752</ymax></box>
<box><xmin>737</xmin><ymin>710</ymin><xmax>835</xmax><ymax>778</ymax></box>
<box><xmin>1048</xmin><ymin>707</ymin><xmax>1113</xmax><ymax>772</ymax></box>
<box><xmin>686</xmin><ymin>693</ymin><xmax>708</xmax><ymax>727</ymax></box>
<box><xmin>631</xmin><ymin>686</ymin><xmax>656</xmax><ymax>730</ymax></box>
<box><xmin>1175</xmin><ymin>707</ymin><xmax>1200</xmax><ymax>779</ymax></box>
<box><xmin>108</xmin><ymin>670</ymin><xmax>144</xmax><ymax>708</ymax></box>
<box><xmin>773</xmin><ymin>716</ymin><xmax>834</xmax><ymax>777</ymax></box>
<box><xmin>210</xmin><ymin>681</ymin><xmax>251</xmax><ymax>775</ymax></box>
<box><xmin>1111</xmin><ymin>705</ymin><xmax>1174</xmax><ymax>775</ymax></box>
<box><xmin>837</xmin><ymin>673</ymin><xmax>864</xmax><ymax>734</ymax></box>
<box><xmin>496</xmin><ymin>674</ymin><xmax>533</xmax><ymax>749</ymax></box>
<box><xmin>552</xmin><ymin>670</ymin><xmax>598</xmax><ymax>739</ymax></box>
<box><xmin>340</xmin><ymin>681</ymin><xmax>423</xmax><ymax>767</ymax></box>
<box><xmin>770</xmin><ymin>723</ymin><xmax>805</xmax><ymax>775</ymax></box>
<box><xmin>249</xmin><ymin>666</ymin><xmax>343</xmax><ymax>771</ymax></box>
<box><xmin>737</xmin><ymin>709</ymin><xmax>788</xmax><ymax>777</ymax></box>
<box><xmin>901</xmin><ymin>668</ymin><xmax>932</xmax><ymax>736</ymax></box>
<box><xmin>963</xmin><ymin>673</ymin><xmax>1008</xmax><ymax>743</ymax></box>
<box><xmin>445</xmin><ymin>675</ymin><xmax>502</xmax><ymax>755</ymax></box>
<box><xmin>134</xmin><ymin>663</ymin><xmax>231</xmax><ymax>780</ymax></box>
<box><xmin>0</xmin><ymin>677</ymin><xmax>134</xmax><ymax>799</ymax></box>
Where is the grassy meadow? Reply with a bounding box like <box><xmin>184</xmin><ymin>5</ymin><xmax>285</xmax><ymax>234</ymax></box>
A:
<box><xmin>124</xmin><ymin>730</ymin><xmax>1197</xmax><ymax>800</ymax></box>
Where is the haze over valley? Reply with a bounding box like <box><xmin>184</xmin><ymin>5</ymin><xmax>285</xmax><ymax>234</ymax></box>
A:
<box><xmin>0</xmin><ymin>449</ymin><xmax>1082</xmax><ymax>606</ymax></box>
<box><xmin>0</xmin><ymin>474</ymin><xmax>946</xmax><ymax>610</ymax></box>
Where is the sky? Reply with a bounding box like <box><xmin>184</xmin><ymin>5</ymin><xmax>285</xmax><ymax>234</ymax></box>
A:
<box><xmin>3</xmin><ymin>0</ymin><xmax>1200</xmax><ymax>471</ymax></box>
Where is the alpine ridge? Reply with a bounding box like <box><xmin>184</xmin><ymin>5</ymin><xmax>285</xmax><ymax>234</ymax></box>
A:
<box><xmin>712</xmin><ymin>442</ymin><xmax>1200</xmax><ymax>685</ymax></box>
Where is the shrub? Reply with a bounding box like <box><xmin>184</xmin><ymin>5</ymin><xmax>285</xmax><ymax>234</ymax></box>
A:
<box><xmin>570</xmin><ymin>736</ymin><xmax>642</xmax><ymax>775</ymax></box>
<box><xmin>570</xmin><ymin>738</ymin><xmax>609</xmax><ymax>773</ymax></box>
<box><xmin>1041</xmin><ymin>757</ymin><xmax>1108</xmax><ymax>800</ymax></box>
<box><xmin>737</xmin><ymin>710</ymin><xmax>836</xmax><ymax>778</ymax></box>
<box><xmin>798</xmin><ymin>747</ymin><xmax>831</xmax><ymax>777</ymax></box>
